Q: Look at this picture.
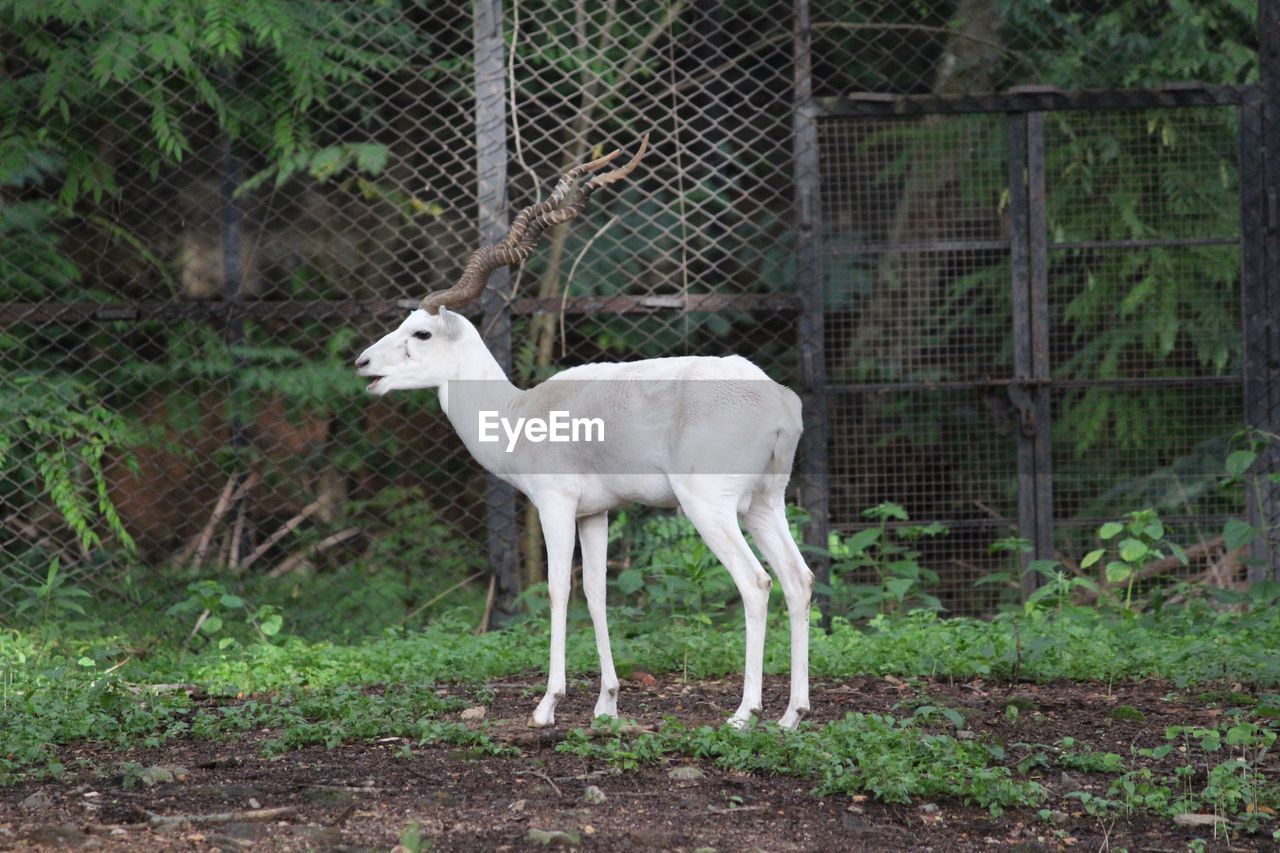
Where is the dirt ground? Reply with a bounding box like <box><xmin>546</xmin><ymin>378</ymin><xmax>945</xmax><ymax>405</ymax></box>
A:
<box><xmin>2</xmin><ymin>674</ymin><xmax>1276</xmax><ymax>851</ymax></box>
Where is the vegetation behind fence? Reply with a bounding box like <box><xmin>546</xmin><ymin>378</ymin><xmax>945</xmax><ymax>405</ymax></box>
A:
<box><xmin>1</xmin><ymin>0</ymin><xmax>1276</xmax><ymax>633</ymax></box>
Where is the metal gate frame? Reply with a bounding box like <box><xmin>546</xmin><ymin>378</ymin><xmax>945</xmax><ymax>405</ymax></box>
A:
<box><xmin>792</xmin><ymin>81</ymin><xmax>1280</xmax><ymax>595</ymax></box>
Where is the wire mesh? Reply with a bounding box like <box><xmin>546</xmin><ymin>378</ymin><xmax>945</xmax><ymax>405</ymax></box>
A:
<box><xmin>0</xmin><ymin>0</ymin><xmax>802</xmax><ymax>632</ymax></box>
<box><xmin>1</xmin><ymin>0</ymin><xmax>1273</xmax><ymax>628</ymax></box>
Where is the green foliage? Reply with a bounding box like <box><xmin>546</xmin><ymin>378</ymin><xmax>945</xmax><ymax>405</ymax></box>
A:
<box><xmin>1</xmin><ymin>0</ymin><xmax>412</xmax><ymax>203</ymax></box>
<box><xmin>827</xmin><ymin>503</ymin><xmax>944</xmax><ymax>619</ymax></box>
<box><xmin>11</xmin><ymin>559</ymin><xmax>93</xmax><ymax>628</ymax></box>
<box><xmin>606</xmin><ymin>509</ymin><xmax>739</xmax><ymax>628</ymax></box>
<box><xmin>1082</xmin><ymin>508</ymin><xmax>1187</xmax><ymax>609</ymax></box>
<box><xmin>0</xmin><ymin>374</ymin><xmax>140</xmax><ymax>575</ymax></box>
<box><xmin>5</xmin><ymin>593</ymin><xmax>1280</xmax><ymax>784</ymax></box>
<box><xmin>559</xmin><ymin>714</ymin><xmax>1043</xmax><ymax>815</ymax></box>
<box><xmin>1003</xmin><ymin>0</ymin><xmax>1257</xmax><ymax>89</ymax></box>
<box><xmin>1106</xmin><ymin>720</ymin><xmax>1280</xmax><ymax>833</ymax></box>
<box><xmin>165</xmin><ymin>579</ymin><xmax>283</xmax><ymax>648</ymax></box>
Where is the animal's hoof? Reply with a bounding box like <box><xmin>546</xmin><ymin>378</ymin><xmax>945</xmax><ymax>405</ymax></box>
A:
<box><xmin>725</xmin><ymin>714</ymin><xmax>751</xmax><ymax>730</ymax></box>
<box><xmin>527</xmin><ymin>713</ymin><xmax>555</xmax><ymax>729</ymax></box>
<box><xmin>778</xmin><ymin>709</ymin><xmax>807</xmax><ymax>730</ymax></box>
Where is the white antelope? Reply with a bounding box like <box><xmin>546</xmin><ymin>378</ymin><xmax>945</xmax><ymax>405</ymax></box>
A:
<box><xmin>354</xmin><ymin>138</ymin><xmax>813</xmax><ymax>729</ymax></box>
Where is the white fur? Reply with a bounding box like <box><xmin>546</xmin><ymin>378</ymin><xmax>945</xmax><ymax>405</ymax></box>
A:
<box><xmin>355</xmin><ymin>309</ymin><xmax>814</xmax><ymax>729</ymax></box>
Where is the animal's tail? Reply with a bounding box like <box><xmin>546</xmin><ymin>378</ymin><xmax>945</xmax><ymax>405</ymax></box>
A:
<box><xmin>768</xmin><ymin>388</ymin><xmax>804</xmax><ymax>478</ymax></box>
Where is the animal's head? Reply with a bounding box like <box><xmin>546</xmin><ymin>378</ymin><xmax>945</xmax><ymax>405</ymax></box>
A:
<box><xmin>354</xmin><ymin>134</ymin><xmax>649</xmax><ymax>396</ymax></box>
<box><xmin>354</xmin><ymin>308</ymin><xmax>478</xmax><ymax>395</ymax></box>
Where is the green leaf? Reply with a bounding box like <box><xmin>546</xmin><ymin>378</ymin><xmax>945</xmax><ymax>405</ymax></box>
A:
<box><xmin>1225</xmin><ymin>449</ymin><xmax>1257</xmax><ymax>477</ymax></box>
<box><xmin>1080</xmin><ymin>549</ymin><xmax>1106</xmax><ymax>569</ymax></box>
<box><xmin>845</xmin><ymin>528</ymin><xmax>882</xmax><ymax>554</ymax></box>
<box><xmin>354</xmin><ymin>143</ymin><xmax>389</xmax><ymax>175</ymax></box>
<box><xmin>77</xmin><ymin>656</ymin><xmax>95</xmax><ymax>667</ymax></box>
<box><xmin>220</xmin><ymin>594</ymin><xmax>244</xmax><ymax>609</ymax></box>
<box><xmin>1118</xmin><ymin>539</ymin><xmax>1149</xmax><ymax>563</ymax></box>
<box><xmin>615</xmin><ymin>569</ymin><xmax>645</xmax><ymax>596</ymax></box>
<box><xmin>1105</xmin><ymin>561</ymin><xmax>1133</xmax><ymax>584</ymax></box>
<box><xmin>863</xmin><ymin>502</ymin><xmax>909</xmax><ymax>522</ymax></box>
<box><xmin>1026</xmin><ymin>559</ymin><xmax>1062</xmax><ymax>581</ymax></box>
<box><xmin>1223</xmin><ymin>519</ymin><xmax>1258</xmax><ymax>552</ymax></box>
<box><xmin>884</xmin><ymin>577</ymin><xmax>914</xmax><ymax>601</ymax></box>
<box><xmin>201</xmin><ymin>615</ymin><xmax>224</xmax><ymax>635</ymax></box>
<box><xmin>1098</xmin><ymin>522</ymin><xmax>1124</xmax><ymax>541</ymax></box>
<box><xmin>260</xmin><ymin>614</ymin><xmax>283</xmax><ymax>636</ymax></box>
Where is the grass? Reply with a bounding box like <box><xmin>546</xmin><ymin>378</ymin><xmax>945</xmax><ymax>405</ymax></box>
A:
<box><xmin>2</xmin><ymin>601</ymin><xmax>1280</xmax><ymax>833</ymax></box>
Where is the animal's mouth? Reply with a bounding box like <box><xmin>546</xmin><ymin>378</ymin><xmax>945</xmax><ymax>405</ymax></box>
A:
<box><xmin>365</xmin><ymin>376</ymin><xmax>385</xmax><ymax>393</ymax></box>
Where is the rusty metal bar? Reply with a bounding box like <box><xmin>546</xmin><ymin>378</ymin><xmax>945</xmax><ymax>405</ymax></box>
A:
<box><xmin>1242</xmin><ymin>0</ymin><xmax>1280</xmax><ymax>580</ymax></box>
<box><xmin>1027</xmin><ymin>112</ymin><xmax>1055</xmax><ymax>572</ymax></box>
<box><xmin>1007</xmin><ymin>112</ymin><xmax>1039</xmax><ymax>600</ymax></box>
<box><xmin>0</xmin><ymin>293</ymin><xmax>801</xmax><ymax>328</ymax></box>
<box><xmin>817</xmin><ymin>84</ymin><xmax>1258</xmax><ymax>118</ymax></box>
<box><xmin>793</xmin><ymin>0</ymin><xmax>831</xmax><ymax>613</ymax></box>
<box><xmin>474</xmin><ymin>0</ymin><xmax>520</xmax><ymax>626</ymax></box>
<box><xmin>826</xmin><ymin>376</ymin><xmax>1242</xmax><ymax>394</ymax></box>
<box><xmin>1050</xmin><ymin>237</ymin><xmax>1238</xmax><ymax>251</ymax></box>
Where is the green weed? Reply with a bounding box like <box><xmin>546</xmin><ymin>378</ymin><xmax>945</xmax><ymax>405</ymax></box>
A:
<box><xmin>559</xmin><ymin>714</ymin><xmax>1043</xmax><ymax>815</ymax></box>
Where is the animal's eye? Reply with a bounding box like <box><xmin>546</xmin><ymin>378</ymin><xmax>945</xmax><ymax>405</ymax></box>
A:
<box><xmin>413</xmin><ymin>330</ymin><xmax>432</xmax><ymax>341</ymax></box>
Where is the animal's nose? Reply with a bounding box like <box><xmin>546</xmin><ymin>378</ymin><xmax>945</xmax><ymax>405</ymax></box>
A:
<box><xmin>355</xmin><ymin>355</ymin><xmax>370</xmax><ymax>369</ymax></box>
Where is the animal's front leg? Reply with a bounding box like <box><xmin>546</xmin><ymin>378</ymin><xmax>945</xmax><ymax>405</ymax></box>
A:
<box><xmin>529</xmin><ymin>501</ymin><xmax>577</xmax><ymax>728</ymax></box>
<box><xmin>578</xmin><ymin>512</ymin><xmax>619</xmax><ymax>720</ymax></box>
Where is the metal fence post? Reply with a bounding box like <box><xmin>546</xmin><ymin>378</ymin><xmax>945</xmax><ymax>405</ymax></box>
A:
<box><xmin>475</xmin><ymin>0</ymin><xmax>520</xmax><ymax>624</ymax></box>
<box><xmin>793</xmin><ymin>0</ymin><xmax>831</xmax><ymax>611</ymax></box>
<box><xmin>1026</xmin><ymin>112</ymin><xmax>1055</xmax><ymax>568</ymax></box>
<box><xmin>220</xmin><ymin>120</ymin><xmax>252</xmax><ymax>565</ymax></box>
<box><xmin>1007</xmin><ymin>113</ymin><xmax>1036</xmax><ymax>597</ymax></box>
<box><xmin>1008</xmin><ymin>111</ymin><xmax>1054</xmax><ymax>598</ymax></box>
<box><xmin>1242</xmin><ymin>0</ymin><xmax>1280</xmax><ymax>579</ymax></box>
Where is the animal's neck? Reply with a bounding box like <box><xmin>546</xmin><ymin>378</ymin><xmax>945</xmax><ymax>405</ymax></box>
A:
<box><xmin>438</xmin><ymin>340</ymin><xmax>523</xmax><ymax>477</ymax></box>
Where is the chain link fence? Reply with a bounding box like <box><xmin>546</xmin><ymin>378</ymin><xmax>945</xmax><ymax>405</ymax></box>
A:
<box><xmin>2</xmin><ymin>0</ymin><xmax>1277</xmax><ymax>628</ymax></box>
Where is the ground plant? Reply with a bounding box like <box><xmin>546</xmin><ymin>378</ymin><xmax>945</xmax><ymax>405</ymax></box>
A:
<box><xmin>2</xmin><ymin>0</ymin><xmax>1277</xmax><ymax>849</ymax></box>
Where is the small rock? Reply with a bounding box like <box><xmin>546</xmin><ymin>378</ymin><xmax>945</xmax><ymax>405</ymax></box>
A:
<box><xmin>304</xmin><ymin>787</ymin><xmax>354</xmax><ymax>807</ymax></box>
<box><xmin>525</xmin><ymin>827</ymin><xmax>580</xmax><ymax>847</ymax></box>
<box><xmin>460</xmin><ymin>705</ymin><xmax>487</xmax><ymax>722</ymax></box>
<box><xmin>508</xmin><ymin>799</ymin><xmax>528</xmax><ymax>817</ymax></box>
<box><xmin>22</xmin><ymin>824</ymin><xmax>93</xmax><ymax>848</ymax></box>
<box><xmin>667</xmin><ymin>766</ymin><xmax>704</xmax><ymax>781</ymax></box>
<box><xmin>1006</xmin><ymin>693</ymin><xmax>1039</xmax><ymax>711</ymax></box>
<box><xmin>289</xmin><ymin>825</ymin><xmax>345</xmax><ymax>846</ymax></box>
<box><xmin>956</xmin><ymin>730</ymin><xmax>976</xmax><ymax>740</ymax></box>
<box><xmin>248</xmin><ymin>797</ymin><xmax>261</xmax><ymax>809</ymax></box>
<box><xmin>129</xmin><ymin>766</ymin><xmax>173</xmax><ymax>788</ymax></box>
<box><xmin>1173</xmin><ymin>813</ymin><xmax>1228</xmax><ymax>827</ymax></box>
<box><xmin>20</xmin><ymin>790</ymin><xmax>51</xmax><ymax>812</ymax></box>
<box><xmin>583</xmin><ymin>785</ymin><xmax>607</xmax><ymax>805</ymax></box>
<box><xmin>918</xmin><ymin>803</ymin><xmax>939</xmax><ymax>814</ymax></box>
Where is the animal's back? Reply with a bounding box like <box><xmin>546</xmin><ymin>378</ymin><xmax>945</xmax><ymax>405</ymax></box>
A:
<box><xmin>548</xmin><ymin>354</ymin><xmax>771</xmax><ymax>383</ymax></box>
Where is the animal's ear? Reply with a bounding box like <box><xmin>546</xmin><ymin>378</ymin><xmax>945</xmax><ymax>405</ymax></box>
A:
<box><xmin>439</xmin><ymin>307</ymin><xmax>464</xmax><ymax>340</ymax></box>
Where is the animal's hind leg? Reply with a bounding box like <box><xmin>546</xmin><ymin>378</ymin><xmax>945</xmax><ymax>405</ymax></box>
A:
<box><xmin>674</xmin><ymin>483</ymin><xmax>772</xmax><ymax>728</ymax></box>
<box><xmin>579</xmin><ymin>512</ymin><xmax>620</xmax><ymax>720</ymax></box>
<box><xmin>746</xmin><ymin>493</ymin><xmax>814</xmax><ymax>729</ymax></box>
<box><xmin>530</xmin><ymin>499</ymin><xmax>576</xmax><ymax>728</ymax></box>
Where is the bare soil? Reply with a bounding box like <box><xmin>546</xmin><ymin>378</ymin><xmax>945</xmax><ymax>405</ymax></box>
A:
<box><xmin>2</xmin><ymin>674</ymin><xmax>1275</xmax><ymax>851</ymax></box>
